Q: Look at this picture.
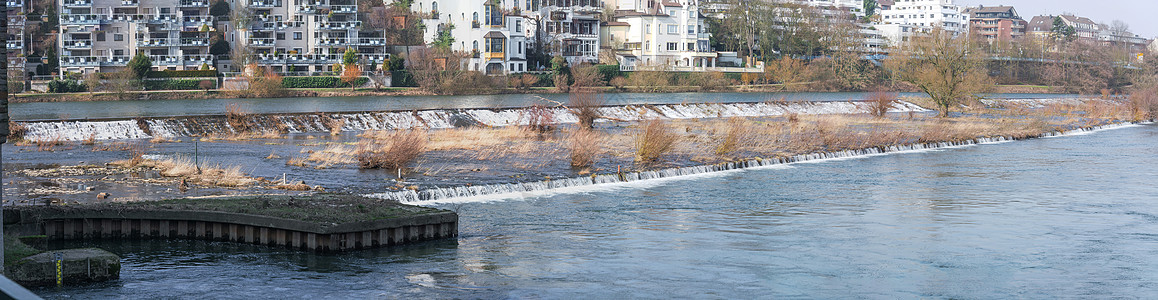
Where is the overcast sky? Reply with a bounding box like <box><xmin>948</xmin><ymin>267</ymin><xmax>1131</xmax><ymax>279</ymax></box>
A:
<box><xmin>957</xmin><ymin>0</ymin><xmax>1158</xmax><ymax>38</ymax></box>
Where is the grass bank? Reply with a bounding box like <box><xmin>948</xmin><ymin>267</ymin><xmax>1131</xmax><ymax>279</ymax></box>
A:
<box><xmin>37</xmin><ymin>194</ymin><xmax>446</xmax><ymax>224</ymax></box>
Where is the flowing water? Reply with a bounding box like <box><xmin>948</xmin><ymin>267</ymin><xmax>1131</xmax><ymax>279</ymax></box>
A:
<box><xmin>10</xmin><ymin>92</ymin><xmax>1072</xmax><ymax>121</ymax></box>
<box><xmin>31</xmin><ymin>123</ymin><xmax>1158</xmax><ymax>299</ymax></box>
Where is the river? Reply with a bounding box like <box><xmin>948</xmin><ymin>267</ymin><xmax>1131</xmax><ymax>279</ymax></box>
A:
<box><xmin>31</xmin><ymin>123</ymin><xmax>1158</xmax><ymax>298</ymax></box>
<box><xmin>10</xmin><ymin>92</ymin><xmax>1075</xmax><ymax>121</ymax></box>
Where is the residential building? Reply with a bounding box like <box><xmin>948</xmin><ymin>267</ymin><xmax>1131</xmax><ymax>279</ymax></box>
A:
<box><xmin>798</xmin><ymin>0</ymin><xmax>866</xmax><ymax>18</ymax></box>
<box><xmin>534</xmin><ymin>0</ymin><xmax>603</xmax><ymax>65</ymax></box>
<box><xmin>237</xmin><ymin>0</ymin><xmax>390</xmax><ymax>74</ymax></box>
<box><xmin>56</xmin><ymin>0</ymin><xmax>216</xmax><ymax>75</ymax></box>
<box><xmin>1027</xmin><ymin>15</ymin><xmax>1098</xmax><ymax>42</ymax></box>
<box><xmin>410</xmin><ymin>0</ymin><xmax>529</xmax><ymax>74</ymax></box>
<box><xmin>7</xmin><ymin>0</ymin><xmax>28</xmax><ymax>81</ymax></box>
<box><xmin>877</xmin><ymin>0</ymin><xmax>968</xmax><ymax>45</ymax></box>
<box><xmin>1028</xmin><ymin>14</ymin><xmax>1149</xmax><ymax>51</ymax></box>
<box><xmin>962</xmin><ymin>5</ymin><xmax>1025</xmax><ymax>41</ymax></box>
<box><xmin>607</xmin><ymin>0</ymin><xmax>720</xmax><ymax>71</ymax></box>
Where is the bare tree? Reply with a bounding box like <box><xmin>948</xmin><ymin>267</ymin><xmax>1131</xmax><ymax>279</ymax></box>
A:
<box><xmin>885</xmin><ymin>28</ymin><xmax>992</xmax><ymax>117</ymax></box>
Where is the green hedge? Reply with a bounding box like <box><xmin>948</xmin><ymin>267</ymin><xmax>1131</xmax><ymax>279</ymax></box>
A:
<box><xmin>144</xmin><ymin>79</ymin><xmax>206</xmax><ymax>90</ymax></box>
<box><xmin>48</xmin><ymin>79</ymin><xmax>86</xmax><ymax>93</ymax></box>
<box><xmin>146</xmin><ymin>70</ymin><xmax>219</xmax><ymax>78</ymax></box>
<box><xmin>595</xmin><ymin>65</ymin><xmax>624</xmax><ymax>82</ymax></box>
<box><xmin>390</xmin><ymin>71</ymin><xmax>418</xmax><ymax>87</ymax></box>
<box><xmin>281</xmin><ymin>76</ymin><xmax>369</xmax><ymax>88</ymax></box>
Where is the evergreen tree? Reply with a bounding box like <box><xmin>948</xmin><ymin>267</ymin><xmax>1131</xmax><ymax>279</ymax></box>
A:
<box><xmin>342</xmin><ymin>47</ymin><xmax>358</xmax><ymax>65</ymax></box>
<box><xmin>127</xmin><ymin>52</ymin><xmax>153</xmax><ymax>79</ymax></box>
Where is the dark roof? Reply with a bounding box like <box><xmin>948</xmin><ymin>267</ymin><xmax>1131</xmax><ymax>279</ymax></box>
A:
<box><xmin>879</xmin><ymin>0</ymin><xmax>894</xmax><ymax>6</ymax></box>
<box><xmin>484</xmin><ymin>31</ymin><xmax>506</xmax><ymax>39</ymax></box>
<box><xmin>963</xmin><ymin>5</ymin><xmax>1018</xmax><ymax>18</ymax></box>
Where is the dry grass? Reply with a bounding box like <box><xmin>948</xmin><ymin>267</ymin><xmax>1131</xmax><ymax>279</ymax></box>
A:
<box><xmin>286</xmin><ymin>157</ymin><xmax>309</xmax><ymax>167</ymax></box>
<box><xmin>355</xmin><ymin>130</ymin><xmax>428</xmax><ymax>170</ymax></box>
<box><xmin>150</xmin><ymin>135</ymin><xmax>174</xmax><ymax>143</ymax></box>
<box><xmin>307</xmin><ymin>144</ymin><xmax>358</xmax><ymax>168</ymax></box>
<box><xmin>1130</xmin><ymin>87</ymin><xmax>1158</xmax><ymax>121</ymax></box>
<box><xmin>81</xmin><ymin>134</ymin><xmax>97</xmax><ymax>145</ymax></box>
<box><xmin>111</xmin><ymin>154</ymin><xmax>256</xmax><ymax>187</ymax></box>
<box><xmin>714</xmin><ymin>117</ymin><xmax>753</xmax><ymax>156</ymax></box>
<box><xmin>526</xmin><ymin>104</ymin><xmax>556</xmax><ymax>134</ymax></box>
<box><xmin>635</xmin><ymin>119</ymin><xmax>679</xmax><ymax>163</ymax></box>
<box><xmin>325</xmin><ymin>116</ymin><xmax>346</xmax><ymax>136</ymax></box>
<box><xmin>567</xmin><ymin>129</ymin><xmax>603</xmax><ymax>168</ymax></box>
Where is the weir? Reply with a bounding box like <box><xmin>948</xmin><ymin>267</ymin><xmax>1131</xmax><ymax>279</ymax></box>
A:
<box><xmin>14</xmin><ymin>101</ymin><xmax>929</xmax><ymax>142</ymax></box>
<box><xmin>367</xmin><ymin>123</ymin><xmax>1137</xmax><ymax>204</ymax></box>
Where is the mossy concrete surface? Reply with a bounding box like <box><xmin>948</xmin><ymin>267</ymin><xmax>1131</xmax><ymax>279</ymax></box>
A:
<box><xmin>5</xmin><ymin>248</ymin><xmax>120</xmax><ymax>287</ymax></box>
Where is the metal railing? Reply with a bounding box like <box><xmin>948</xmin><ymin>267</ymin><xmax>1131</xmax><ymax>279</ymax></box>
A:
<box><xmin>63</xmin><ymin>0</ymin><xmax>92</xmax><ymax>6</ymax></box>
<box><xmin>121</xmin><ymin>0</ymin><xmax>138</xmax><ymax>5</ymax></box>
<box><xmin>248</xmin><ymin>38</ymin><xmax>275</xmax><ymax>46</ymax></box>
<box><xmin>137</xmin><ymin>38</ymin><xmax>175</xmax><ymax>47</ymax></box>
<box><xmin>179</xmin><ymin>0</ymin><xmax>209</xmax><ymax>7</ymax></box>
<box><xmin>183</xmin><ymin>15</ymin><xmax>214</xmax><ymax>24</ymax></box>
<box><xmin>6</xmin><ymin>41</ymin><xmax>23</xmax><ymax>50</ymax></box>
<box><xmin>317</xmin><ymin>21</ymin><xmax>360</xmax><ymax>30</ymax></box>
<box><xmin>150</xmin><ymin>54</ymin><xmax>213</xmax><ymax>65</ymax></box>
<box><xmin>250</xmin><ymin>0</ymin><xmax>280</xmax><ymax>7</ymax></box>
<box><xmin>179</xmin><ymin>38</ymin><xmax>210</xmax><ymax>46</ymax></box>
<box><xmin>62</xmin><ymin>39</ymin><xmax>93</xmax><ymax>48</ymax></box>
<box><xmin>60</xmin><ymin>14</ymin><xmax>105</xmax><ymax>25</ymax></box>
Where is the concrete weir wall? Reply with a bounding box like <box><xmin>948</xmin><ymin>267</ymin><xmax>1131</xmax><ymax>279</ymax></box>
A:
<box><xmin>10</xmin><ymin>210</ymin><xmax>458</xmax><ymax>252</ymax></box>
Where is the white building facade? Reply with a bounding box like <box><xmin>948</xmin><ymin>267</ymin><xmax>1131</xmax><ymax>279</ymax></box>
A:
<box><xmin>609</xmin><ymin>0</ymin><xmax>718</xmax><ymax>70</ymax></box>
<box><xmin>877</xmin><ymin>0</ymin><xmax>968</xmax><ymax>45</ymax></box>
<box><xmin>412</xmin><ymin>0</ymin><xmax>528</xmax><ymax>74</ymax></box>
<box><xmin>238</xmin><ymin>0</ymin><xmax>390</xmax><ymax>74</ymax></box>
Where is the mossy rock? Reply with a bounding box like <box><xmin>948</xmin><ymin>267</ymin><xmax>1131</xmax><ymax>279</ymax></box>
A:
<box><xmin>6</xmin><ymin>248</ymin><xmax>121</xmax><ymax>287</ymax></box>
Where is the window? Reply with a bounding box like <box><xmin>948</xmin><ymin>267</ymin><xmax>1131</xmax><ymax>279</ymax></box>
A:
<box><xmin>114</xmin><ymin>49</ymin><xmax>124</xmax><ymax>56</ymax></box>
<box><xmin>687</xmin><ymin>25</ymin><xmax>694</xmax><ymax>34</ymax></box>
<box><xmin>646</xmin><ymin>24</ymin><xmax>651</xmax><ymax>34</ymax></box>
<box><xmin>518</xmin><ymin>42</ymin><xmax>523</xmax><ymax>54</ymax></box>
<box><xmin>687</xmin><ymin>42</ymin><xmax>694</xmax><ymax>51</ymax></box>
<box><xmin>293</xmin><ymin>47</ymin><xmax>302</xmax><ymax>54</ymax></box>
<box><xmin>276</xmin><ymin>32</ymin><xmax>285</xmax><ymax>40</ymax></box>
<box><xmin>293</xmin><ymin>32</ymin><xmax>302</xmax><ymax>40</ymax></box>
<box><xmin>96</xmin><ymin>33</ymin><xmax>106</xmax><ymax>41</ymax></box>
<box><xmin>114</xmin><ymin>34</ymin><xmax>124</xmax><ymax>41</ymax></box>
<box><xmin>472</xmin><ymin>40</ymin><xmax>478</xmax><ymax>52</ymax></box>
<box><xmin>668</xmin><ymin>25</ymin><xmax>678</xmax><ymax>34</ymax></box>
<box><xmin>667</xmin><ymin>42</ymin><xmax>677</xmax><ymax>51</ymax></box>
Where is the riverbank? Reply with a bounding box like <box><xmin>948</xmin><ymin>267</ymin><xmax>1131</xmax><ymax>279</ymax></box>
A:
<box><xmin>2</xmin><ymin>97</ymin><xmax>1144</xmax><ymax>207</ymax></box>
<box><xmin>8</xmin><ymin>84</ymin><xmax>1068</xmax><ymax>104</ymax></box>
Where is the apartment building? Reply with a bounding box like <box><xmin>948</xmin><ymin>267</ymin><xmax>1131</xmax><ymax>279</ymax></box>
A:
<box><xmin>57</xmin><ymin>0</ymin><xmax>216</xmax><ymax>75</ymax></box>
<box><xmin>410</xmin><ymin>0</ymin><xmax>529</xmax><ymax>74</ymax></box>
<box><xmin>1027</xmin><ymin>15</ymin><xmax>1098</xmax><ymax>42</ymax></box>
<box><xmin>8</xmin><ymin>0</ymin><xmax>28</xmax><ymax>80</ymax></box>
<box><xmin>536</xmin><ymin>0</ymin><xmax>602</xmax><ymax>65</ymax></box>
<box><xmin>963</xmin><ymin>5</ymin><xmax>1026</xmax><ymax>41</ymax></box>
<box><xmin>237</xmin><ymin>0</ymin><xmax>389</xmax><ymax>74</ymax></box>
<box><xmin>877</xmin><ymin>0</ymin><xmax>968</xmax><ymax>45</ymax></box>
<box><xmin>607</xmin><ymin>0</ymin><xmax>717</xmax><ymax>70</ymax></box>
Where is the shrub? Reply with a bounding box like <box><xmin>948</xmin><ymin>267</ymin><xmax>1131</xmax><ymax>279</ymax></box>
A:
<box><xmin>609</xmin><ymin>76</ymin><xmax>627</xmax><ymax>90</ymax></box>
<box><xmin>635</xmin><ymin>119</ymin><xmax>678</xmax><ymax>163</ymax></box>
<box><xmin>143</xmin><ymin>79</ymin><xmax>203</xmax><ymax>90</ymax></box>
<box><xmin>48</xmin><ymin>79</ymin><xmax>86</xmax><ymax>93</ymax></box>
<box><xmin>595</xmin><ymin>65</ymin><xmax>623</xmax><ymax>82</ymax></box>
<box><xmin>146</xmin><ymin>70</ymin><xmax>219</xmax><ymax>78</ymax></box>
<box><xmin>355</xmin><ymin>130</ymin><xmax>428</xmax><ymax>170</ymax></box>
<box><xmin>570</xmin><ymin>64</ymin><xmax>605</xmax><ymax>88</ymax></box>
<box><xmin>128</xmin><ymin>53</ymin><xmax>153</xmax><ymax>79</ymax></box>
<box><xmin>570</xmin><ymin>89</ymin><xmax>604</xmax><ymax>129</ymax></box>
<box><xmin>281</xmin><ymin>76</ymin><xmax>369</xmax><ymax>88</ymax></box>
<box><xmin>225</xmin><ymin>103</ymin><xmax>253</xmax><ymax>133</ymax></box>
<box><xmin>390</xmin><ymin>71</ymin><xmax>418</xmax><ymax>87</ymax></box>
<box><xmin>199</xmin><ymin>80</ymin><xmax>216</xmax><ymax>92</ymax></box>
<box><xmin>867</xmin><ymin>90</ymin><xmax>899</xmax><ymax>118</ymax></box>
<box><xmin>691</xmin><ymin>71</ymin><xmax>730</xmax><ymax>91</ymax></box>
<box><xmin>628</xmin><ymin>71</ymin><xmax>671</xmax><ymax>92</ymax></box>
<box><xmin>568</xmin><ymin>129</ymin><xmax>602</xmax><ymax>168</ymax></box>
<box><xmin>8</xmin><ymin>122</ymin><xmax>27</xmax><ymax>142</ymax></box>
<box><xmin>526</xmin><ymin>104</ymin><xmax>555</xmax><ymax>134</ymax></box>
<box><xmin>715</xmin><ymin>117</ymin><xmax>751</xmax><ymax>156</ymax></box>
<box><xmin>554</xmin><ymin>74</ymin><xmax>571</xmax><ymax>92</ymax></box>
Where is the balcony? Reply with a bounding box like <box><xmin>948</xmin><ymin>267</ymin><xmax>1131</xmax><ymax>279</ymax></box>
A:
<box><xmin>120</xmin><ymin>0</ymin><xmax>138</xmax><ymax>6</ymax></box>
<box><xmin>60</xmin><ymin>14</ymin><xmax>106</xmax><ymax>25</ymax></box>
<box><xmin>250</xmin><ymin>0</ymin><xmax>279</xmax><ymax>8</ymax></box>
<box><xmin>137</xmin><ymin>39</ymin><xmax>175</xmax><ymax>47</ymax></box>
<box><xmin>179</xmin><ymin>38</ymin><xmax>210</xmax><ymax>46</ymax></box>
<box><xmin>179</xmin><ymin>0</ymin><xmax>209</xmax><ymax>7</ymax></box>
<box><xmin>248</xmin><ymin>38</ymin><xmax>275</xmax><ymax>46</ymax></box>
<box><xmin>317</xmin><ymin>21</ymin><xmax>360</xmax><ymax>30</ymax></box>
<box><xmin>63</xmin><ymin>0</ymin><xmax>92</xmax><ymax>7</ymax></box>
<box><xmin>7</xmin><ymin>40</ymin><xmax>23</xmax><ymax>50</ymax></box>
<box><xmin>63</xmin><ymin>39</ymin><xmax>93</xmax><ymax>49</ymax></box>
<box><xmin>60</xmin><ymin>55</ymin><xmax>133</xmax><ymax>66</ymax></box>
<box><xmin>145</xmin><ymin>14</ymin><xmax>179</xmax><ymax>23</ymax></box>
<box><xmin>8</xmin><ymin>17</ymin><xmax>25</xmax><ymax>26</ymax></box>
<box><xmin>150</xmin><ymin>54</ymin><xmax>213</xmax><ymax>65</ymax></box>
<box><xmin>331</xmin><ymin>5</ymin><xmax>356</xmax><ymax>13</ymax></box>
<box><xmin>7</xmin><ymin>0</ymin><xmax>23</xmax><ymax>7</ymax></box>
<box><xmin>252</xmin><ymin>21</ymin><xmax>303</xmax><ymax>31</ymax></box>
<box><xmin>317</xmin><ymin>38</ymin><xmax>348</xmax><ymax>46</ymax></box>
<box><xmin>183</xmin><ymin>15</ymin><xmax>214</xmax><ymax>25</ymax></box>
<box><xmin>351</xmin><ymin>38</ymin><xmax>386</xmax><ymax>46</ymax></box>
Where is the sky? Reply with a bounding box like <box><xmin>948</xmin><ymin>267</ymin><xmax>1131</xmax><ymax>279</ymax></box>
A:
<box><xmin>957</xmin><ymin>0</ymin><xmax>1158</xmax><ymax>38</ymax></box>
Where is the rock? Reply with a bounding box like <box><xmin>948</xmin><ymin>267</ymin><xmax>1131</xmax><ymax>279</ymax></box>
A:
<box><xmin>6</xmin><ymin>248</ymin><xmax>121</xmax><ymax>287</ymax></box>
<box><xmin>96</xmin><ymin>192</ymin><xmax>111</xmax><ymax>200</ymax></box>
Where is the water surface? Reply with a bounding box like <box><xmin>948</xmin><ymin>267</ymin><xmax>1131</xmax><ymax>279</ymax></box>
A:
<box><xmin>33</xmin><ymin>124</ymin><xmax>1158</xmax><ymax>299</ymax></box>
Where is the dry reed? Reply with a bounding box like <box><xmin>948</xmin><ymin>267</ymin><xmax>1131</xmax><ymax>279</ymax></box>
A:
<box><xmin>635</xmin><ymin>119</ymin><xmax>678</xmax><ymax>163</ymax></box>
<box><xmin>355</xmin><ymin>130</ymin><xmax>428</xmax><ymax>170</ymax></box>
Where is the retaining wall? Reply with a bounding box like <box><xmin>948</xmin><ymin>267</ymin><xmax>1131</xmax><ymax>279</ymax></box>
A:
<box><xmin>6</xmin><ymin>209</ymin><xmax>458</xmax><ymax>252</ymax></box>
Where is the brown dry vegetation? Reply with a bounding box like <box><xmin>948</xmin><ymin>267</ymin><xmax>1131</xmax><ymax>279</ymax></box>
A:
<box><xmin>355</xmin><ymin>130</ymin><xmax>429</xmax><ymax>170</ymax></box>
<box><xmin>110</xmin><ymin>155</ymin><xmax>257</xmax><ymax>187</ymax></box>
<box><xmin>635</xmin><ymin>119</ymin><xmax>679</xmax><ymax>163</ymax></box>
<box><xmin>568</xmin><ymin>129</ymin><xmax>603</xmax><ymax>168</ymax></box>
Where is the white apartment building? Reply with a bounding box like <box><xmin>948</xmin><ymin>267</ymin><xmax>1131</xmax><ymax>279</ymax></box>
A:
<box><xmin>8</xmin><ymin>0</ymin><xmax>28</xmax><ymax>80</ymax></box>
<box><xmin>238</xmin><ymin>0</ymin><xmax>389</xmax><ymax>74</ymax></box>
<box><xmin>799</xmin><ymin>0</ymin><xmax>866</xmax><ymax>18</ymax></box>
<box><xmin>877</xmin><ymin>0</ymin><xmax>968</xmax><ymax>45</ymax></box>
<box><xmin>57</xmin><ymin>0</ymin><xmax>216</xmax><ymax>75</ymax></box>
<box><xmin>608</xmin><ymin>0</ymin><xmax>718</xmax><ymax>70</ymax></box>
<box><xmin>410</xmin><ymin>0</ymin><xmax>601</xmax><ymax>73</ymax></box>
<box><xmin>411</xmin><ymin>0</ymin><xmax>529</xmax><ymax>74</ymax></box>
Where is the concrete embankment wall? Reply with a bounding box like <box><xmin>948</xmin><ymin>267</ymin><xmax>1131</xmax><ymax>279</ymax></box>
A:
<box><xmin>5</xmin><ymin>210</ymin><xmax>458</xmax><ymax>252</ymax></box>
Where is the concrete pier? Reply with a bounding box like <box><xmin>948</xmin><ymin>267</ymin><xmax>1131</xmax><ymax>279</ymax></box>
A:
<box><xmin>6</xmin><ymin>209</ymin><xmax>458</xmax><ymax>252</ymax></box>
